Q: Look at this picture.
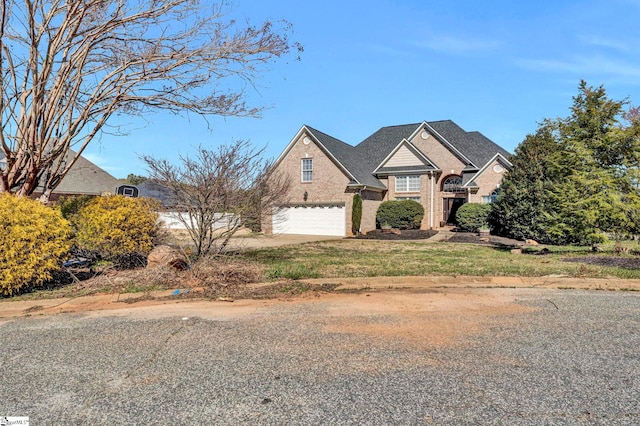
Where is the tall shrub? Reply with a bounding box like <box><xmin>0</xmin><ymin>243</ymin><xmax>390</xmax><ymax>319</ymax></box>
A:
<box><xmin>376</xmin><ymin>200</ymin><xmax>424</xmax><ymax>230</ymax></box>
<box><xmin>352</xmin><ymin>194</ymin><xmax>363</xmax><ymax>235</ymax></box>
<box><xmin>74</xmin><ymin>195</ymin><xmax>160</xmax><ymax>259</ymax></box>
<box><xmin>0</xmin><ymin>194</ymin><xmax>72</xmax><ymax>295</ymax></box>
<box><xmin>456</xmin><ymin>203</ymin><xmax>491</xmax><ymax>232</ymax></box>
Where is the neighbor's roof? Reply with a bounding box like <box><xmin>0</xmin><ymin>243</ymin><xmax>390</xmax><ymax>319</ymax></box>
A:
<box><xmin>52</xmin><ymin>151</ymin><xmax>120</xmax><ymax>195</ymax></box>
<box><xmin>137</xmin><ymin>179</ymin><xmax>178</xmax><ymax>207</ymax></box>
<box><xmin>0</xmin><ymin>150</ymin><xmax>120</xmax><ymax>196</ymax></box>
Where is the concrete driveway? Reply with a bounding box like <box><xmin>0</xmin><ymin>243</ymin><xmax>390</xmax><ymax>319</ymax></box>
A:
<box><xmin>1</xmin><ymin>287</ymin><xmax>639</xmax><ymax>424</ymax></box>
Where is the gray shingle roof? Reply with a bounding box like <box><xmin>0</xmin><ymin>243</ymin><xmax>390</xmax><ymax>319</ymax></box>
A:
<box><xmin>302</xmin><ymin>120</ymin><xmax>510</xmax><ymax>191</ymax></box>
<box><xmin>465</xmin><ymin>131</ymin><xmax>511</xmax><ymax>166</ymax></box>
<box><xmin>0</xmin><ymin>150</ymin><xmax>120</xmax><ymax>196</ymax></box>
<box><xmin>353</xmin><ymin>123</ymin><xmax>420</xmax><ymax>173</ymax></box>
<box><xmin>52</xmin><ymin>152</ymin><xmax>120</xmax><ymax>195</ymax></box>
<box><xmin>305</xmin><ymin>125</ymin><xmax>386</xmax><ymax>189</ymax></box>
<box><xmin>137</xmin><ymin>179</ymin><xmax>178</xmax><ymax>207</ymax></box>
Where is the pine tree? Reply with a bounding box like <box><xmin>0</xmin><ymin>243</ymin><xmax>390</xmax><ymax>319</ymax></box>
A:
<box><xmin>491</xmin><ymin>81</ymin><xmax>640</xmax><ymax>244</ymax></box>
<box><xmin>489</xmin><ymin>121</ymin><xmax>559</xmax><ymax>242</ymax></box>
<box><xmin>548</xmin><ymin>81</ymin><xmax>640</xmax><ymax>243</ymax></box>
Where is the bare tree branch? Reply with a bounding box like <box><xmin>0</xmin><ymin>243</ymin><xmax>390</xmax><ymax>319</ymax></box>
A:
<box><xmin>142</xmin><ymin>141</ymin><xmax>290</xmax><ymax>257</ymax></box>
<box><xmin>0</xmin><ymin>0</ymin><xmax>300</xmax><ymax>200</ymax></box>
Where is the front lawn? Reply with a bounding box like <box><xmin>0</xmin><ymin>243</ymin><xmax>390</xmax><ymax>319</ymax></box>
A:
<box><xmin>241</xmin><ymin>239</ymin><xmax>640</xmax><ymax>280</ymax></box>
<box><xmin>7</xmin><ymin>239</ymin><xmax>640</xmax><ymax>301</ymax></box>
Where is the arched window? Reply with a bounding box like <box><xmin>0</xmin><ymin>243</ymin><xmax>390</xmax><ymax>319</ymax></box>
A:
<box><xmin>442</xmin><ymin>175</ymin><xmax>464</xmax><ymax>193</ymax></box>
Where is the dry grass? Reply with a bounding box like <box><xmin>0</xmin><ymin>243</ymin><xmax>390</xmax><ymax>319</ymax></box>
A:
<box><xmin>10</xmin><ymin>237</ymin><xmax>640</xmax><ymax>301</ymax></box>
<box><xmin>242</xmin><ymin>239</ymin><xmax>640</xmax><ymax>280</ymax></box>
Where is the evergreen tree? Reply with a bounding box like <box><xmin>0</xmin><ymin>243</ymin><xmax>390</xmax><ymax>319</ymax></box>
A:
<box><xmin>492</xmin><ymin>81</ymin><xmax>640</xmax><ymax>244</ymax></box>
<box><xmin>548</xmin><ymin>81</ymin><xmax>640</xmax><ymax>243</ymax></box>
<box><xmin>489</xmin><ymin>122</ymin><xmax>559</xmax><ymax>242</ymax></box>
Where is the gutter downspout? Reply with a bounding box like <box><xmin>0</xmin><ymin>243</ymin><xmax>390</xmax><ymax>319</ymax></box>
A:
<box><xmin>429</xmin><ymin>172</ymin><xmax>434</xmax><ymax>229</ymax></box>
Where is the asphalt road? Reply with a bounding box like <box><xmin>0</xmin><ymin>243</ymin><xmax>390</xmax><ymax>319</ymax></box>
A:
<box><xmin>1</xmin><ymin>288</ymin><xmax>639</xmax><ymax>425</ymax></box>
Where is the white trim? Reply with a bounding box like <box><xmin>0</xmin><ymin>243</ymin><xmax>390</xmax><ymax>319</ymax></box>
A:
<box><xmin>372</xmin><ymin>138</ymin><xmax>438</xmax><ymax>174</ymax></box>
<box><xmin>301</xmin><ymin>158</ymin><xmax>313</xmax><ymax>182</ymax></box>
<box><xmin>395</xmin><ymin>175</ymin><xmax>420</xmax><ymax>193</ymax></box>
<box><xmin>461</xmin><ymin>153</ymin><xmax>513</xmax><ymax>188</ymax></box>
<box><xmin>430</xmin><ymin>171</ymin><xmax>434</xmax><ymax>229</ymax></box>
<box><xmin>410</xmin><ymin>122</ymin><xmax>474</xmax><ymax>167</ymax></box>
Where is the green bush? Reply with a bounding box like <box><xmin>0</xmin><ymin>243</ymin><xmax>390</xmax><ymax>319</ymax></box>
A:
<box><xmin>352</xmin><ymin>194</ymin><xmax>363</xmax><ymax>235</ymax></box>
<box><xmin>74</xmin><ymin>195</ymin><xmax>160</xmax><ymax>259</ymax></box>
<box><xmin>456</xmin><ymin>203</ymin><xmax>491</xmax><ymax>232</ymax></box>
<box><xmin>57</xmin><ymin>195</ymin><xmax>94</xmax><ymax>221</ymax></box>
<box><xmin>0</xmin><ymin>194</ymin><xmax>72</xmax><ymax>296</ymax></box>
<box><xmin>376</xmin><ymin>200</ymin><xmax>424</xmax><ymax>230</ymax></box>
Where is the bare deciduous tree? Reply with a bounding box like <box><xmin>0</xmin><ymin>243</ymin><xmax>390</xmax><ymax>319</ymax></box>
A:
<box><xmin>142</xmin><ymin>140</ymin><xmax>289</xmax><ymax>257</ymax></box>
<box><xmin>0</xmin><ymin>0</ymin><xmax>300</xmax><ymax>201</ymax></box>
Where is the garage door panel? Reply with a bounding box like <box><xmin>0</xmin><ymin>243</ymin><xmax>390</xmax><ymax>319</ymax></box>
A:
<box><xmin>273</xmin><ymin>206</ymin><xmax>345</xmax><ymax>236</ymax></box>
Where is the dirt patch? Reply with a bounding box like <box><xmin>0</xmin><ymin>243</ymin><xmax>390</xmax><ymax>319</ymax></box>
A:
<box><xmin>354</xmin><ymin>229</ymin><xmax>438</xmax><ymax>240</ymax></box>
<box><xmin>322</xmin><ymin>290</ymin><xmax>534</xmax><ymax>349</ymax></box>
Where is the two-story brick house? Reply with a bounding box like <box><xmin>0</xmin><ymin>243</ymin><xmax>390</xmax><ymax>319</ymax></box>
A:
<box><xmin>264</xmin><ymin>120</ymin><xmax>511</xmax><ymax>236</ymax></box>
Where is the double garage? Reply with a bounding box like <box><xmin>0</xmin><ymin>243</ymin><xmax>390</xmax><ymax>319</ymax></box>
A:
<box><xmin>272</xmin><ymin>203</ymin><xmax>346</xmax><ymax>237</ymax></box>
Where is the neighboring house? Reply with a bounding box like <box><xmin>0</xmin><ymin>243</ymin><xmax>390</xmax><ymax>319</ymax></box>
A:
<box><xmin>0</xmin><ymin>150</ymin><xmax>120</xmax><ymax>201</ymax></box>
<box><xmin>265</xmin><ymin>120</ymin><xmax>511</xmax><ymax>237</ymax></box>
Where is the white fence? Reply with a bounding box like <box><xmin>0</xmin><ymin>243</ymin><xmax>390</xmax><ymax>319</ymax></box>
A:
<box><xmin>157</xmin><ymin>211</ymin><xmax>237</xmax><ymax>230</ymax></box>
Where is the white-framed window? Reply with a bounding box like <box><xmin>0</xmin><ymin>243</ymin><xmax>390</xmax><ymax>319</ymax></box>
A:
<box><xmin>442</xmin><ymin>175</ymin><xmax>464</xmax><ymax>193</ymax></box>
<box><xmin>396</xmin><ymin>196</ymin><xmax>421</xmax><ymax>202</ymax></box>
<box><xmin>301</xmin><ymin>158</ymin><xmax>313</xmax><ymax>182</ymax></box>
<box><xmin>482</xmin><ymin>190</ymin><xmax>499</xmax><ymax>204</ymax></box>
<box><xmin>396</xmin><ymin>175</ymin><xmax>420</xmax><ymax>192</ymax></box>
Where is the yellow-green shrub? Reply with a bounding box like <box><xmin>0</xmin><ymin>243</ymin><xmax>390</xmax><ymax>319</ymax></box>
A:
<box><xmin>0</xmin><ymin>194</ymin><xmax>72</xmax><ymax>296</ymax></box>
<box><xmin>74</xmin><ymin>195</ymin><xmax>159</xmax><ymax>258</ymax></box>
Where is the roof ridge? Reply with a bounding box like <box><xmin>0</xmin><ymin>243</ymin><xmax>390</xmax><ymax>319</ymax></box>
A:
<box><xmin>304</xmin><ymin>124</ymin><xmax>352</xmax><ymax>146</ymax></box>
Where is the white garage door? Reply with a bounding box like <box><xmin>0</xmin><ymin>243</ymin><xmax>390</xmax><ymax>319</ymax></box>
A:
<box><xmin>273</xmin><ymin>205</ymin><xmax>346</xmax><ymax>236</ymax></box>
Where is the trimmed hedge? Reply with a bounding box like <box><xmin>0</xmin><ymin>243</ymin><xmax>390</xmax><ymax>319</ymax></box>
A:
<box><xmin>376</xmin><ymin>200</ymin><xmax>424</xmax><ymax>230</ymax></box>
<box><xmin>0</xmin><ymin>194</ymin><xmax>72</xmax><ymax>295</ymax></box>
<box><xmin>456</xmin><ymin>203</ymin><xmax>491</xmax><ymax>232</ymax></box>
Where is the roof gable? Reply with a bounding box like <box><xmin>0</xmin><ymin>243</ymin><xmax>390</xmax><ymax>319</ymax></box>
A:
<box><xmin>462</xmin><ymin>153</ymin><xmax>513</xmax><ymax>188</ymax></box>
<box><xmin>373</xmin><ymin>139</ymin><xmax>438</xmax><ymax>175</ymax></box>
<box><xmin>275</xmin><ymin>125</ymin><xmax>386</xmax><ymax>190</ymax></box>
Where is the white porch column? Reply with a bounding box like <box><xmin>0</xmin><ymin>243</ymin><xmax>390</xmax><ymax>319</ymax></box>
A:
<box><xmin>430</xmin><ymin>172</ymin><xmax>434</xmax><ymax>229</ymax></box>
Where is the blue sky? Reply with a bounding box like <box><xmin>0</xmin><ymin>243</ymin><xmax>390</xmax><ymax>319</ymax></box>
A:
<box><xmin>84</xmin><ymin>0</ymin><xmax>640</xmax><ymax>178</ymax></box>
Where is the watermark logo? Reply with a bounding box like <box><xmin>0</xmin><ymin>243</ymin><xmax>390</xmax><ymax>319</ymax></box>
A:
<box><xmin>0</xmin><ymin>417</ymin><xmax>29</xmax><ymax>426</ymax></box>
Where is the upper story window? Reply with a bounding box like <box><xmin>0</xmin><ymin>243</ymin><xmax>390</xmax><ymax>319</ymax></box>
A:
<box><xmin>396</xmin><ymin>175</ymin><xmax>420</xmax><ymax>192</ymax></box>
<box><xmin>442</xmin><ymin>175</ymin><xmax>464</xmax><ymax>193</ymax></box>
<box><xmin>301</xmin><ymin>158</ymin><xmax>313</xmax><ymax>182</ymax></box>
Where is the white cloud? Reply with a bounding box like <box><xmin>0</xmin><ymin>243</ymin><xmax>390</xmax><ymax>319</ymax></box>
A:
<box><xmin>578</xmin><ymin>35</ymin><xmax>633</xmax><ymax>52</ymax></box>
<box><xmin>413</xmin><ymin>35</ymin><xmax>503</xmax><ymax>55</ymax></box>
<box><xmin>516</xmin><ymin>54</ymin><xmax>640</xmax><ymax>81</ymax></box>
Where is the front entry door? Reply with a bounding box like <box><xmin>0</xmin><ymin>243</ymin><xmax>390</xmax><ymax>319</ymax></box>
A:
<box><xmin>443</xmin><ymin>198</ymin><xmax>465</xmax><ymax>225</ymax></box>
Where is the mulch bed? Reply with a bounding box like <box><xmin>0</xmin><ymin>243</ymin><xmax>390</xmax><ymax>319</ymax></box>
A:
<box><xmin>563</xmin><ymin>257</ymin><xmax>640</xmax><ymax>270</ymax></box>
<box><xmin>354</xmin><ymin>229</ymin><xmax>438</xmax><ymax>240</ymax></box>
